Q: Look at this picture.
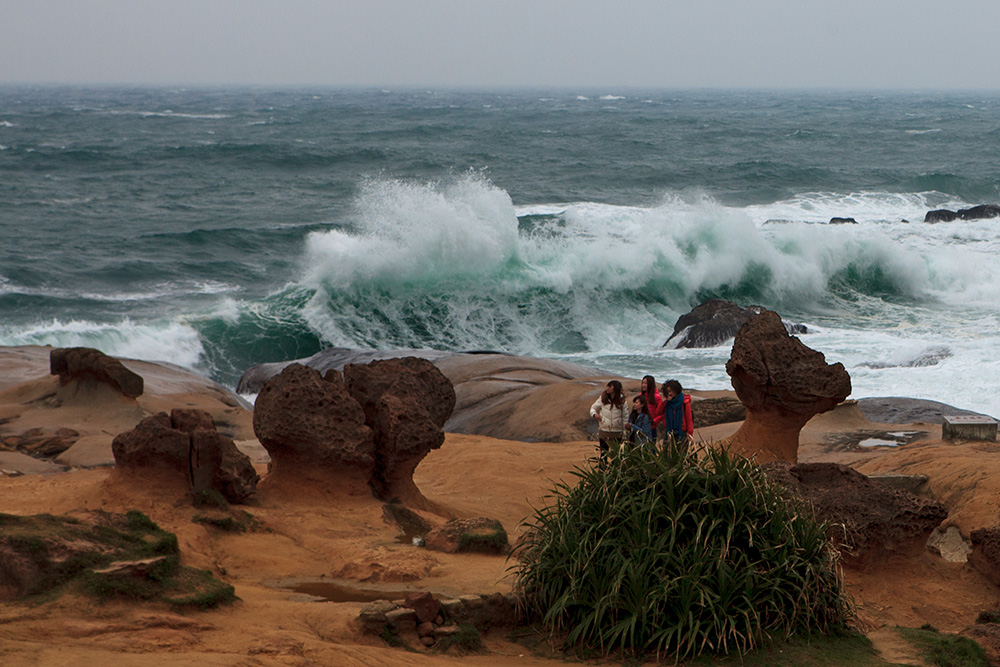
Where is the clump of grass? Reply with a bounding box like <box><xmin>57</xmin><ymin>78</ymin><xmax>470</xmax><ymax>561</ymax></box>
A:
<box><xmin>435</xmin><ymin>624</ymin><xmax>485</xmax><ymax>654</ymax></box>
<box><xmin>897</xmin><ymin>626</ymin><xmax>989</xmax><ymax>667</ymax></box>
<box><xmin>192</xmin><ymin>489</ymin><xmax>230</xmax><ymax>510</ymax></box>
<box><xmin>192</xmin><ymin>509</ymin><xmax>262</xmax><ymax>533</ymax></box>
<box><xmin>510</xmin><ymin>443</ymin><xmax>853</xmax><ymax>662</ymax></box>
<box><xmin>2</xmin><ymin>510</ymin><xmax>236</xmax><ymax>610</ymax></box>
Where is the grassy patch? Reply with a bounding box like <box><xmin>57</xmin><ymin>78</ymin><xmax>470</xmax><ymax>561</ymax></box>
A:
<box><xmin>511</xmin><ymin>443</ymin><xmax>853</xmax><ymax>662</ymax></box>
<box><xmin>897</xmin><ymin>626</ymin><xmax>989</xmax><ymax>667</ymax></box>
<box><xmin>457</xmin><ymin>528</ymin><xmax>508</xmax><ymax>554</ymax></box>
<box><xmin>192</xmin><ymin>509</ymin><xmax>263</xmax><ymax>533</ymax></box>
<box><xmin>1</xmin><ymin>510</ymin><xmax>236</xmax><ymax>610</ymax></box>
<box><xmin>435</xmin><ymin>624</ymin><xmax>486</xmax><ymax>654</ymax></box>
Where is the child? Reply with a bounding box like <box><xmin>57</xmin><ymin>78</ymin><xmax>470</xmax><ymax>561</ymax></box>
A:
<box><xmin>628</xmin><ymin>394</ymin><xmax>654</xmax><ymax>446</ymax></box>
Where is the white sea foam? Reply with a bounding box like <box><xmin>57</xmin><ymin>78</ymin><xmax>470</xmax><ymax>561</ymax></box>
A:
<box><xmin>0</xmin><ymin>319</ymin><xmax>205</xmax><ymax>370</ymax></box>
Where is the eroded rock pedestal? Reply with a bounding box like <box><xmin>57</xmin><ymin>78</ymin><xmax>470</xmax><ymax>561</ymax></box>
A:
<box><xmin>725</xmin><ymin>310</ymin><xmax>852</xmax><ymax>462</ymax></box>
<box><xmin>253</xmin><ymin>357</ymin><xmax>455</xmax><ymax>508</ymax></box>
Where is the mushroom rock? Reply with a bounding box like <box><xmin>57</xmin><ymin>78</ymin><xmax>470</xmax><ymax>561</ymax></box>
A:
<box><xmin>725</xmin><ymin>310</ymin><xmax>851</xmax><ymax>462</ymax></box>
<box><xmin>343</xmin><ymin>358</ymin><xmax>456</xmax><ymax>507</ymax></box>
<box><xmin>112</xmin><ymin>409</ymin><xmax>259</xmax><ymax>503</ymax></box>
<box><xmin>252</xmin><ymin>363</ymin><xmax>374</xmax><ymax>492</ymax></box>
<box><xmin>50</xmin><ymin>347</ymin><xmax>144</xmax><ymax>399</ymax></box>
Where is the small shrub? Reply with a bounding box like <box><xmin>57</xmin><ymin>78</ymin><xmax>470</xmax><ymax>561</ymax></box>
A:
<box><xmin>436</xmin><ymin>624</ymin><xmax>485</xmax><ymax>654</ymax></box>
<box><xmin>976</xmin><ymin>610</ymin><xmax>1000</xmax><ymax>624</ymax></box>
<box><xmin>125</xmin><ymin>510</ymin><xmax>160</xmax><ymax>532</ymax></box>
<box><xmin>511</xmin><ymin>443</ymin><xmax>853</xmax><ymax>661</ymax></box>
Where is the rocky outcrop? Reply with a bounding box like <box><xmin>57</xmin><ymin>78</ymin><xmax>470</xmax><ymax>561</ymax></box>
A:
<box><xmin>663</xmin><ymin>299</ymin><xmax>808</xmax><ymax>349</ymax></box>
<box><xmin>725</xmin><ymin>310</ymin><xmax>851</xmax><ymax>462</ymax></box>
<box><xmin>925</xmin><ymin>204</ymin><xmax>1000</xmax><ymax>223</ymax></box>
<box><xmin>252</xmin><ymin>358</ymin><xmax>456</xmax><ymax>506</ymax></box>
<box><xmin>343</xmin><ymin>357</ymin><xmax>455</xmax><ymax>504</ymax></box>
<box><xmin>969</xmin><ymin>527</ymin><xmax>1000</xmax><ymax>587</ymax></box>
<box><xmin>424</xmin><ymin>518</ymin><xmax>508</xmax><ymax>554</ymax></box>
<box><xmin>112</xmin><ymin>408</ymin><xmax>258</xmax><ymax>503</ymax></box>
<box><xmin>252</xmin><ymin>364</ymin><xmax>375</xmax><ymax>490</ymax></box>
<box><xmin>50</xmin><ymin>347</ymin><xmax>144</xmax><ymax>398</ymax></box>
<box><xmin>239</xmin><ymin>349</ymin><xmax>603</xmax><ymax>443</ymax></box>
<box><xmin>359</xmin><ymin>591</ymin><xmax>520</xmax><ymax>644</ymax></box>
<box><xmin>691</xmin><ymin>397</ymin><xmax>746</xmax><ymax>428</ymax></box>
<box><xmin>763</xmin><ymin>462</ymin><xmax>948</xmax><ymax>569</ymax></box>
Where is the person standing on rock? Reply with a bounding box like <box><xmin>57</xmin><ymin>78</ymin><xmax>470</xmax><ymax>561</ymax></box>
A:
<box><xmin>662</xmin><ymin>379</ymin><xmax>694</xmax><ymax>453</ymax></box>
<box><xmin>641</xmin><ymin>375</ymin><xmax>664</xmax><ymax>444</ymax></box>
<box><xmin>590</xmin><ymin>380</ymin><xmax>627</xmax><ymax>460</ymax></box>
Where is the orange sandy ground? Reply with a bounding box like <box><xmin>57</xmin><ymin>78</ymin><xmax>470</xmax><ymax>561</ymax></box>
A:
<box><xmin>1</xmin><ymin>352</ymin><xmax>999</xmax><ymax>665</ymax></box>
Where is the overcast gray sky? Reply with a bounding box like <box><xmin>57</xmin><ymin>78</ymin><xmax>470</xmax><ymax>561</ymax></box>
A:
<box><xmin>3</xmin><ymin>0</ymin><xmax>999</xmax><ymax>90</ymax></box>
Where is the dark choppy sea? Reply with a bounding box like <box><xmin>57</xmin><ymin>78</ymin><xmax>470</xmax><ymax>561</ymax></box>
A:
<box><xmin>1</xmin><ymin>87</ymin><xmax>998</xmax><ymax>416</ymax></box>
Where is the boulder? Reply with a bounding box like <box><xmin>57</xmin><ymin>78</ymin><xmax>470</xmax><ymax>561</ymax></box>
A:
<box><xmin>925</xmin><ymin>204</ymin><xmax>1000</xmax><ymax>223</ymax></box>
<box><xmin>725</xmin><ymin>310</ymin><xmax>851</xmax><ymax>462</ymax></box>
<box><xmin>829</xmin><ymin>217</ymin><xmax>857</xmax><ymax>224</ymax></box>
<box><xmin>691</xmin><ymin>397</ymin><xmax>746</xmax><ymax>428</ymax></box>
<box><xmin>50</xmin><ymin>347</ymin><xmax>143</xmax><ymax>398</ymax></box>
<box><xmin>343</xmin><ymin>358</ymin><xmax>455</xmax><ymax>503</ymax></box>
<box><xmin>252</xmin><ymin>363</ymin><xmax>375</xmax><ymax>486</ymax></box>
<box><xmin>402</xmin><ymin>591</ymin><xmax>441</xmax><ymax>624</ymax></box>
<box><xmin>424</xmin><ymin>518</ymin><xmax>508</xmax><ymax>554</ymax></box>
<box><xmin>762</xmin><ymin>462</ymin><xmax>948</xmax><ymax>568</ymax></box>
<box><xmin>663</xmin><ymin>299</ymin><xmax>808</xmax><ymax>349</ymax></box>
<box><xmin>113</xmin><ymin>409</ymin><xmax>258</xmax><ymax>503</ymax></box>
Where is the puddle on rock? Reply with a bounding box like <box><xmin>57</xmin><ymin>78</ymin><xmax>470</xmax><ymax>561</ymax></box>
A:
<box><xmin>826</xmin><ymin>430</ymin><xmax>927</xmax><ymax>452</ymax></box>
<box><xmin>276</xmin><ymin>578</ymin><xmax>443</xmax><ymax>603</ymax></box>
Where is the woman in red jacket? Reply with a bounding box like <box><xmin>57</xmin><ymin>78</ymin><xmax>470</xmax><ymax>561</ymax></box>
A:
<box><xmin>640</xmin><ymin>375</ymin><xmax>664</xmax><ymax>443</ymax></box>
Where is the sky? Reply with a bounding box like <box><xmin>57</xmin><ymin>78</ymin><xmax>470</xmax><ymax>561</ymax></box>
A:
<box><xmin>3</xmin><ymin>0</ymin><xmax>1000</xmax><ymax>90</ymax></box>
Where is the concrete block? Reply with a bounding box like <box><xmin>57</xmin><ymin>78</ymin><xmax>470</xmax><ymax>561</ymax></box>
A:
<box><xmin>942</xmin><ymin>415</ymin><xmax>997</xmax><ymax>442</ymax></box>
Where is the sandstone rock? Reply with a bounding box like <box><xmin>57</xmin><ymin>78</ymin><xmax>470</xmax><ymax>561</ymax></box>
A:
<box><xmin>926</xmin><ymin>526</ymin><xmax>972</xmax><ymax>563</ymax></box>
<box><xmin>344</xmin><ymin>356</ymin><xmax>455</xmax><ymax>429</ymax></box>
<box><xmin>763</xmin><ymin>462</ymin><xmax>948</xmax><ymax>568</ymax></box>
<box><xmin>2</xmin><ymin>427</ymin><xmax>79</xmax><ymax>458</ymax></box>
<box><xmin>424</xmin><ymin>518</ymin><xmax>508</xmax><ymax>554</ymax></box>
<box><xmin>50</xmin><ymin>347</ymin><xmax>143</xmax><ymax>398</ymax></box>
<box><xmin>664</xmin><ymin>299</ymin><xmax>808</xmax><ymax>349</ymax></box>
<box><xmin>113</xmin><ymin>409</ymin><xmax>258</xmax><ymax>503</ymax></box>
<box><xmin>252</xmin><ymin>363</ymin><xmax>374</xmax><ymax>484</ymax></box>
<box><xmin>969</xmin><ymin>527</ymin><xmax>1000</xmax><ymax>587</ymax></box>
<box><xmin>725</xmin><ymin>310</ymin><xmax>852</xmax><ymax>462</ymax></box>
<box><xmin>691</xmin><ymin>397</ymin><xmax>746</xmax><ymax>428</ymax></box>
<box><xmin>112</xmin><ymin>413</ymin><xmax>190</xmax><ymax>473</ymax></box>
<box><xmin>343</xmin><ymin>357</ymin><xmax>455</xmax><ymax>503</ymax></box>
<box><xmin>402</xmin><ymin>591</ymin><xmax>441</xmax><ymax>624</ymax></box>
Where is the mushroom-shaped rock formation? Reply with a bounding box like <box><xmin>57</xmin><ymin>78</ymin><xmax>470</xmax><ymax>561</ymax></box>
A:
<box><xmin>763</xmin><ymin>462</ymin><xmax>948</xmax><ymax>569</ymax></box>
<box><xmin>112</xmin><ymin>408</ymin><xmax>258</xmax><ymax>503</ymax></box>
<box><xmin>725</xmin><ymin>310</ymin><xmax>851</xmax><ymax>462</ymax></box>
<box><xmin>252</xmin><ymin>363</ymin><xmax>375</xmax><ymax>493</ymax></box>
<box><xmin>50</xmin><ymin>347</ymin><xmax>144</xmax><ymax>399</ymax></box>
<box><xmin>343</xmin><ymin>357</ymin><xmax>456</xmax><ymax>507</ymax></box>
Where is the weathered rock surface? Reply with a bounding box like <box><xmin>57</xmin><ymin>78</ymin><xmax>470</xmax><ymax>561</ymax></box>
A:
<box><xmin>969</xmin><ymin>527</ymin><xmax>1000</xmax><ymax>587</ymax></box>
<box><xmin>663</xmin><ymin>299</ymin><xmax>808</xmax><ymax>349</ymax></box>
<box><xmin>113</xmin><ymin>408</ymin><xmax>258</xmax><ymax>503</ymax></box>
<box><xmin>925</xmin><ymin>204</ymin><xmax>1000</xmax><ymax>223</ymax></box>
<box><xmin>857</xmin><ymin>397</ymin><xmax>995</xmax><ymax>424</ymax></box>
<box><xmin>50</xmin><ymin>347</ymin><xmax>144</xmax><ymax>398</ymax></box>
<box><xmin>241</xmin><ymin>349</ymin><xmax>603</xmax><ymax>443</ymax></box>
<box><xmin>763</xmin><ymin>462</ymin><xmax>948</xmax><ymax>569</ymax></box>
<box><xmin>252</xmin><ymin>363</ymin><xmax>375</xmax><ymax>488</ymax></box>
<box><xmin>343</xmin><ymin>358</ymin><xmax>455</xmax><ymax>503</ymax></box>
<box><xmin>725</xmin><ymin>310</ymin><xmax>852</xmax><ymax>462</ymax></box>
<box><xmin>691</xmin><ymin>397</ymin><xmax>746</xmax><ymax>428</ymax></box>
<box><xmin>424</xmin><ymin>518</ymin><xmax>508</xmax><ymax>554</ymax></box>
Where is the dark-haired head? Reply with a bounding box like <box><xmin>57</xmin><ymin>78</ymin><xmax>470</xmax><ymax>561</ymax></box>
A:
<box><xmin>663</xmin><ymin>379</ymin><xmax>683</xmax><ymax>399</ymax></box>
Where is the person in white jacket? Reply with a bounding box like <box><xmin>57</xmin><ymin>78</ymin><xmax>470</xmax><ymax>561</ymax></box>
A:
<box><xmin>590</xmin><ymin>380</ymin><xmax>627</xmax><ymax>459</ymax></box>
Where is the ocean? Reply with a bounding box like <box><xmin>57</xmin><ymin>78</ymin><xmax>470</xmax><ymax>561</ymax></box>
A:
<box><xmin>1</xmin><ymin>87</ymin><xmax>998</xmax><ymax>418</ymax></box>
